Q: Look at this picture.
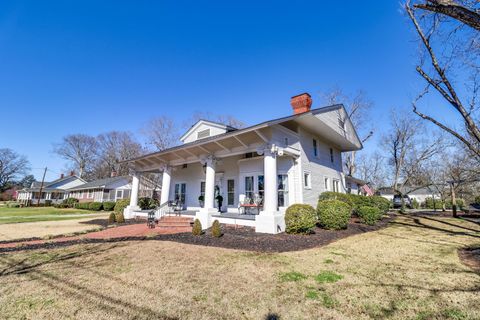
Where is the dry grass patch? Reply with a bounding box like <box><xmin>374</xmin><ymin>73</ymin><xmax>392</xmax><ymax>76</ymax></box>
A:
<box><xmin>0</xmin><ymin>215</ymin><xmax>478</xmax><ymax>319</ymax></box>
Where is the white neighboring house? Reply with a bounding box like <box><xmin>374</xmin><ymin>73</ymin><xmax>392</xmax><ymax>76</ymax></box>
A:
<box><xmin>123</xmin><ymin>93</ymin><xmax>363</xmax><ymax>234</ymax></box>
<box><xmin>17</xmin><ymin>174</ymin><xmax>86</xmax><ymax>205</ymax></box>
<box><xmin>66</xmin><ymin>175</ymin><xmax>158</xmax><ymax>203</ymax></box>
<box><xmin>377</xmin><ymin>186</ymin><xmax>441</xmax><ymax>204</ymax></box>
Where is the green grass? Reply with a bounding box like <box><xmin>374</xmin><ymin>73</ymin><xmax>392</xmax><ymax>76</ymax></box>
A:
<box><xmin>314</xmin><ymin>271</ymin><xmax>343</xmax><ymax>283</ymax></box>
<box><xmin>0</xmin><ymin>206</ymin><xmax>99</xmax><ymax>224</ymax></box>
<box><xmin>279</xmin><ymin>271</ymin><xmax>308</xmax><ymax>282</ymax></box>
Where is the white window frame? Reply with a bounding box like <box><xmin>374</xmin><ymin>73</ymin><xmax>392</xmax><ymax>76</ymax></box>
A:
<box><xmin>332</xmin><ymin>179</ymin><xmax>340</xmax><ymax>193</ymax></box>
<box><xmin>324</xmin><ymin>177</ymin><xmax>330</xmax><ymax>191</ymax></box>
<box><xmin>116</xmin><ymin>189</ymin><xmax>124</xmax><ymax>200</ymax></box>
<box><xmin>303</xmin><ymin>171</ymin><xmax>312</xmax><ymax>189</ymax></box>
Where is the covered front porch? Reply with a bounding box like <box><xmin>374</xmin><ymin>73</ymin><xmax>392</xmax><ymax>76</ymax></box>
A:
<box><xmin>124</xmin><ymin>126</ymin><xmax>302</xmax><ymax>234</ymax></box>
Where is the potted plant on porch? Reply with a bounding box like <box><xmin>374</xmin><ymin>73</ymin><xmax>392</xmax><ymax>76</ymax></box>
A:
<box><xmin>216</xmin><ymin>194</ymin><xmax>223</xmax><ymax>213</ymax></box>
<box><xmin>198</xmin><ymin>195</ymin><xmax>204</xmax><ymax>208</ymax></box>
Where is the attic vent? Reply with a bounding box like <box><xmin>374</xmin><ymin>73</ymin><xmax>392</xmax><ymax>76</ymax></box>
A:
<box><xmin>197</xmin><ymin>129</ymin><xmax>210</xmax><ymax>139</ymax></box>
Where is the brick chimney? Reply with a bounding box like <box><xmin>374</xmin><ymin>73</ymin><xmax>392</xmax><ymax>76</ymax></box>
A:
<box><xmin>60</xmin><ymin>173</ymin><xmax>64</xmax><ymax>179</ymax></box>
<box><xmin>70</xmin><ymin>171</ymin><xmax>75</xmax><ymax>176</ymax></box>
<box><xmin>111</xmin><ymin>171</ymin><xmax>117</xmax><ymax>177</ymax></box>
<box><xmin>290</xmin><ymin>93</ymin><xmax>312</xmax><ymax>114</ymax></box>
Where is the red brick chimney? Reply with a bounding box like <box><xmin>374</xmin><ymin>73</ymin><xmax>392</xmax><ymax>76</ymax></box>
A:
<box><xmin>60</xmin><ymin>173</ymin><xmax>64</xmax><ymax>179</ymax></box>
<box><xmin>70</xmin><ymin>171</ymin><xmax>75</xmax><ymax>176</ymax></box>
<box><xmin>290</xmin><ymin>93</ymin><xmax>312</xmax><ymax>115</ymax></box>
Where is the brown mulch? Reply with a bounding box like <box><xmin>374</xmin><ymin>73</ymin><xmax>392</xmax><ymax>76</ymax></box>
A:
<box><xmin>458</xmin><ymin>246</ymin><xmax>480</xmax><ymax>273</ymax></box>
<box><xmin>0</xmin><ymin>215</ymin><xmax>395</xmax><ymax>254</ymax></box>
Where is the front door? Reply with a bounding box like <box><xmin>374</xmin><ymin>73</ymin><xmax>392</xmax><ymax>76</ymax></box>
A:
<box><xmin>174</xmin><ymin>183</ymin><xmax>186</xmax><ymax>207</ymax></box>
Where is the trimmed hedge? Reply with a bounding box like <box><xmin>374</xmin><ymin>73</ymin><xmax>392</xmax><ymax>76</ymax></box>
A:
<box><xmin>211</xmin><ymin>220</ymin><xmax>222</xmax><ymax>237</ymax></box>
<box><xmin>285</xmin><ymin>204</ymin><xmax>317</xmax><ymax>234</ymax></box>
<box><xmin>108</xmin><ymin>212</ymin><xmax>116</xmax><ymax>224</ymax></box>
<box><xmin>317</xmin><ymin>200</ymin><xmax>351</xmax><ymax>230</ymax></box>
<box><xmin>192</xmin><ymin>219</ymin><xmax>203</xmax><ymax>236</ymax></box>
<box><xmin>63</xmin><ymin>197</ymin><xmax>79</xmax><ymax>208</ymax></box>
<box><xmin>423</xmin><ymin>198</ymin><xmax>465</xmax><ymax>210</ymax></box>
<box><xmin>74</xmin><ymin>202</ymin><xmax>92</xmax><ymax>210</ymax></box>
<box><xmin>115</xmin><ymin>212</ymin><xmax>125</xmax><ymax>223</ymax></box>
<box><xmin>103</xmin><ymin>201</ymin><xmax>116</xmax><ymax>211</ymax></box>
<box><xmin>114</xmin><ymin>199</ymin><xmax>130</xmax><ymax>213</ymax></box>
<box><xmin>357</xmin><ymin>206</ymin><xmax>382</xmax><ymax>225</ymax></box>
<box><xmin>319</xmin><ymin>192</ymin><xmax>390</xmax><ymax>214</ymax></box>
<box><xmin>88</xmin><ymin>202</ymin><xmax>103</xmax><ymax>211</ymax></box>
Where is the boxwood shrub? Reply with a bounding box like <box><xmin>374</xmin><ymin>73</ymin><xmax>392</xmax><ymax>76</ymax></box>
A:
<box><xmin>74</xmin><ymin>202</ymin><xmax>92</xmax><ymax>210</ymax></box>
<box><xmin>114</xmin><ymin>199</ymin><xmax>130</xmax><ymax>213</ymax></box>
<box><xmin>317</xmin><ymin>200</ymin><xmax>351</xmax><ymax>230</ymax></box>
<box><xmin>88</xmin><ymin>202</ymin><xmax>103</xmax><ymax>211</ymax></box>
<box><xmin>102</xmin><ymin>201</ymin><xmax>116</xmax><ymax>211</ymax></box>
<box><xmin>63</xmin><ymin>197</ymin><xmax>79</xmax><ymax>208</ymax></box>
<box><xmin>357</xmin><ymin>206</ymin><xmax>382</xmax><ymax>225</ymax></box>
<box><xmin>319</xmin><ymin>192</ymin><xmax>390</xmax><ymax>214</ymax></box>
<box><xmin>285</xmin><ymin>204</ymin><xmax>317</xmax><ymax>234</ymax></box>
<box><xmin>138</xmin><ymin>197</ymin><xmax>159</xmax><ymax>210</ymax></box>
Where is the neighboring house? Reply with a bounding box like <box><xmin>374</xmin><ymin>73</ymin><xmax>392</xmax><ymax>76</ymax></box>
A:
<box><xmin>377</xmin><ymin>186</ymin><xmax>441</xmax><ymax>204</ymax></box>
<box><xmin>345</xmin><ymin>176</ymin><xmax>374</xmax><ymax>196</ymax></box>
<box><xmin>67</xmin><ymin>175</ymin><xmax>158</xmax><ymax>203</ymax></box>
<box><xmin>17</xmin><ymin>174</ymin><xmax>86</xmax><ymax>205</ymax></box>
<box><xmin>122</xmin><ymin>93</ymin><xmax>362</xmax><ymax>234</ymax></box>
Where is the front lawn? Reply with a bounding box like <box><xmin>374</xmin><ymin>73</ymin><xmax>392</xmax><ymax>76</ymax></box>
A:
<box><xmin>0</xmin><ymin>206</ymin><xmax>99</xmax><ymax>224</ymax></box>
<box><xmin>0</xmin><ymin>214</ymin><xmax>479</xmax><ymax>319</ymax></box>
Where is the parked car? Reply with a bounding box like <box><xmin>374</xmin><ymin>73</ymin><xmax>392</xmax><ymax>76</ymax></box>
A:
<box><xmin>393</xmin><ymin>194</ymin><xmax>412</xmax><ymax>208</ymax></box>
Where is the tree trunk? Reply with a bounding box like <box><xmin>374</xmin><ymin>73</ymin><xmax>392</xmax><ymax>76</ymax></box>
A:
<box><xmin>450</xmin><ymin>182</ymin><xmax>457</xmax><ymax>218</ymax></box>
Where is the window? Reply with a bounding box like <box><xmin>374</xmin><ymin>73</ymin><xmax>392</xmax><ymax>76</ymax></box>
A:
<box><xmin>278</xmin><ymin>174</ymin><xmax>288</xmax><ymax>207</ymax></box>
<box><xmin>330</xmin><ymin>148</ymin><xmax>334</xmax><ymax>163</ymax></box>
<box><xmin>200</xmin><ymin>181</ymin><xmax>205</xmax><ymax>197</ymax></box>
<box><xmin>257</xmin><ymin>175</ymin><xmax>264</xmax><ymax>199</ymax></box>
<box><xmin>88</xmin><ymin>190</ymin><xmax>93</xmax><ymax>198</ymax></box>
<box><xmin>324</xmin><ymin>177</ymin><xmax>330</xmax><ymax>191</ymax></box>
<box><xmin>332</xmin><ymin>180</ymin><xmax>340</xmax><ymax>193</ymax></box>
<box><xmin>304</xmin><ymin>171</ymin><xmax>311</xmax><ymax>189</ymax></box>
<box><xmin>245</xmin><ymin>176</ymin><xmax>254</xmax><ymax>200</ymax></box>
<box><xmin>116</xmin><ymin>190</ymin><xmax>123</xmax><ymax>199</ymax></box>
<box><xmin>182</xmin><ymin>164</ymin><xmax>188</xmax><ymax>169</ymax></box>
<box><xmin>284</xmin><ymin>137</ymin><xmax>289</xmax><ymax>146</ymax></box>
<box><xmin>197</xmin><ymin>129</ymin><xmax>210</xmax><ymax>139</ymax></box>
<box><xmin>227</xmin><ymin>179</ymin><xmax>235</xmax><ymax>206</ymax></box>
<box><xmin>313</xmin><ymin>139</ymin><xmax>318</xmax><ymax>157</ymax></box>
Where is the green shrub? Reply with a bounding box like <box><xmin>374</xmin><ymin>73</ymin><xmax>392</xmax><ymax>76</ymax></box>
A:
<box><xmin>88</xmin><ymin>202</ymin><xmax>103</xmax><ymax>211</ymax></box>
<box><xmin>357</xmin><ymin>206</ymin><xmax>382</xmax><ymax>225</ymax></box>
<box><xmin>319</xmin><ymin>192</ymin><xmax>390</xmax><ymax>214</ymax></box>
<box><xmin>54</xmin><ymin>203</ymin><xmax>69</xmax><ymax>208</ymax></box>
<box><xmin>317</xmin><ymin>200</ymin><xmax>351</xmax><ymax>230</ymax></box>
<box><xmin>115</xmin><ymin>212</ymin><xmax>125</xmax><ymax>223</ymax></box>
<box><xmin>192</xmin><ymin>219</ymin><xmax>203</xmax><ymax>236</ymax></box>
<box><xmin>7</xmin><ymin>202</ymin><xmax>20</xmax><ymax>208</ymax></box>
<box><xmin>74</xmin><ymin>202</ymin><xmax>92</xmax><ymax>210</ymax></box>
<box><xmin>63</xmin><ymin>197</ymin><xmax>79</xmax><ymax>207</ymax></box>
<box><xmin>44</xmin><ymin>200</ymin><xmax>52</xmax><ymax>207</ymax></box>
<box><xmin>424</xmin><ymin>197</ymin><xmax>444</xmax><ymax>209</ymax></box>
<box><xmin>138</xmin><ymin>197</ymin><xmax>159</xmax><ymax>210</ymax></box>
<box><xmin>114</xmin><ymin>199</ymin><xmax>130</xmax><ymax>213</ymax></box>
<box><xmin>370</xmin><ymin>196</ymin><xmax>391</xmax><ymax>213</ymax></box>
<box><xmin>411</xmin><ymin>198</ymin><xmax>419</xmax><ymax>209</ymax></box>
<box><xmin>108</xmin><ymin>212</ymin><xmax>116</xmax><ymax>224</ymax></box>
<box><xmin>102</xmin><ymin>201</ymin><xmax>116</xmax><ymax>211</ymax></box>
<box><xmin>211</xmin><ymin>220</ymin><xmax>222</xmax><ymax>237</ymax></box>
<box><xmin>285</xmin><ymin>204</ymin><xmax>317</xmax><ymax>234</ymax></box>
<box><xmin>475</xmin><ymin>196</ymin><xmax>480</xmax><ymax>205</ymax></box>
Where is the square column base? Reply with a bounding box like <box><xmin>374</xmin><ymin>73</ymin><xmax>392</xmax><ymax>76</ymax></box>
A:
<box><xmin>255</xmin><ymin>212</ymin><xmax>285</xmax><ymax>234</ymax></box>
<box><xmin>124</xmin><ymin>205</ymin><xmax>141</xmax><ymax>219</ymax></box>
<box><xmin>195</xmin><ymin>208</ymin><xmax>218</xmax><ymax>230</ymax></box>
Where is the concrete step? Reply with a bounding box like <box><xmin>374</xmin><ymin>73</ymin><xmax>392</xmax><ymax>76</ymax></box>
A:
<box><xmin>159</xmin><ymin>217</ymin><xmax>193</xmax><ymax>223</ymax></box>
<box><xmin>155</xmin><ymin>226</ymin><xmax>192</xmax><ymax>232</ymax></box>
<box><xmin>157</xmin><ymin>222</ymin><xmax>192</xmax><ymax>227</ymax></box>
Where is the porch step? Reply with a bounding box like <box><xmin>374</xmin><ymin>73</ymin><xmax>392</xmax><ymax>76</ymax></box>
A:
<box><xmin>156</xmin><ymin>216</ymin><xmax>193</xmax><ymax>232</ymax></box>
<box><xmin>156</xmin><ymin>226</ymin><xmax>193</xmax><ymax>232</ymax></box>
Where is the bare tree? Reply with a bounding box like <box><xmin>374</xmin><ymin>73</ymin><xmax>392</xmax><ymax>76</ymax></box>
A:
<box><xmin>0</xmin><ymin>148</ymin><xmax>30</xmax><ymax>192</ymax></box>
<box><xmin>322</xmin><ymin>88</ymin><xmax>374</xmax><ymax>176</ymax></box>
<box><xmin>93</xmin><ymin>131</ymin><xmax>145</xmax><ymax>178</ymax></box>
<box><xmin>356</xmin><ymin>152</ymin><xmax>387</xmax><ymax>189</ymax></box>
<box><xmin>141</xmin><ymin>116</ymin><xmax>179</xmax><ymax>152</ymax></box>
<box><xmin>383</xmin><ymin>113</ymin><xmax>444</xmax><ymax>205</ymax></box>
<box><xmin>53</xmin><ymin>134</ymin><xmax>97</xmax><ymax>178</ymax></box>
<box><xmin>405</xmin><ymin>1</ymin><xmax>480</xmax><ymax>161</ymax></box>
<box><xmin>184</xmin><ymin>111</ymin><xmax>246</xmax><ymax>129</ymax></box>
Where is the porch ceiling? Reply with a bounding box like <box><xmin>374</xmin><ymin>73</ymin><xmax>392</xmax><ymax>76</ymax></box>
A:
<box><xmin>133</xmin><ymin>129</ymin><xmax>268</xmax><ymax>172</ymax></box>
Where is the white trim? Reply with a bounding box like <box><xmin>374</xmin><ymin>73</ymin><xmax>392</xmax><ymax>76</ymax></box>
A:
<box><xmin>303</xmin><ymin>170</ymin><xmax>312</xmax><ymax>189</ymax></box>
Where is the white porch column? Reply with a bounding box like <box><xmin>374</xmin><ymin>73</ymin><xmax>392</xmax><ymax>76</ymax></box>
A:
<box><xmin>256</xmin><ymin>144</ymin><xmax>286</xmax><ymax>234</ymax></box>
<box><xmin>204</xmin><ymin>156</ymin><xmax>216</xmax><ymax>211</ymax></box>
<box><xmin>160</xmin><ymin>166</ymin><xmax>171</xmax><ymax>205</ymax></box>
<box><xmin>196</xmin><ymin>156</ymin><xmax>216</xmax><ymax>229</ymax></box>
<box><xmin>124</xmin><ymin>172</ymin><xmax>141</xmax><ymax>219</ymax></box>
<box><xmin>263</xmin><ymin>148</ymin><xmax>278</xmax><ymax>213</ymax></box>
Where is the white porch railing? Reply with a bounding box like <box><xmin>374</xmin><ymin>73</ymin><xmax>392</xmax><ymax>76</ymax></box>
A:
<box><xmin>153</xmin><ymin>201</ymin><xmax>172</xmax><ymax>220</ymax></box>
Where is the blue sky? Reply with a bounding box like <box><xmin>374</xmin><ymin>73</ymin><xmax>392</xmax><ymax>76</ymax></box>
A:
<box><xmin>0</xmin><ymin>1</ymin><xmax>453</xmax><ymax>181</ymax></box>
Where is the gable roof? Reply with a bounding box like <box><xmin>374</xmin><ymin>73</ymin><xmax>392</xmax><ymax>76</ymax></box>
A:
<box><xmin>180</xmin><ymin>119</ymin><xmax>238</xmax><ymax>142</ymax></box>
<box><xmin>123</xmin><ymin>104</ymin><xmax>363</xmax><ymax>166</ymax></box>
<box><xmin>67</xmin><ymin>176</ymin><xmax>130</xmax><ymax>191</ymax></box>
<box><xmin>22</xmin><ymin>175</ymin><xmax>86</xmax><ymax>192</ymax></box>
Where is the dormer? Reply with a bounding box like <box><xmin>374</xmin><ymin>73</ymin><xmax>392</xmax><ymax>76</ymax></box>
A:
<box><xmin>180</xmin><ymin>119</ymin><xmax>237</xmax><ymax>144</ymax></box>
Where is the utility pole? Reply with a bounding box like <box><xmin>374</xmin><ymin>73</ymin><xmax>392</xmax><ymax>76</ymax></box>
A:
<box><xmin>37</xmin><ymin>167</ymin><xmax>47</xmax><ymax>207</ymax></box>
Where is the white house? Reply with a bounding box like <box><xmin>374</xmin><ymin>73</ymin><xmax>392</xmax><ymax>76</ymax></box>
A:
<box><xmin>123</xmin><ymin>93</ymin><xmax>362</xmax><ymax>233</ymax></box>
<box><xmin>17</xmin><ymin>173</ymin><xmax>86</xmax><ymax>205</ymax></box>
<box><xmin>377</xmin><ymin>186</ymin><xmax>441</xmax><ymax>204</ymax></box>
<box><xmin>67</xmin><ymin>175</ymin><xmax>159</xmax><ymax>203</ymax></box>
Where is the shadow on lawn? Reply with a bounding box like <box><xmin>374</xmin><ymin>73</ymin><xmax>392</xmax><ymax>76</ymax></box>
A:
<box><xmin>0</xmin><ymin>245</ymin><xmax>179</xmax><ymax>320</ymax></box>
<box><xmin>390</xmin><ymin>215</ymin><xmax>480</xmax><ymax>239</ymax></box>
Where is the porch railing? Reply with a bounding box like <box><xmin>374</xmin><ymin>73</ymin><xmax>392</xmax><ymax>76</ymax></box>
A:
<box><xmin>153</xmin><ymin>201</ymin><xmax>171</xmax><ymax>220</ymax></box>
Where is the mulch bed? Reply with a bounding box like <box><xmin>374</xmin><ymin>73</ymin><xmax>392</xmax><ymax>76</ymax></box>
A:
<box><xmin>0</xmin><ymin>214</ymin><xmax>396</xmax><ymax>254</ymax></box>
<box><xmin>458</xmin><ymin>246</ymin><xmax>480</xmax><ymax>273</ymax></box>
